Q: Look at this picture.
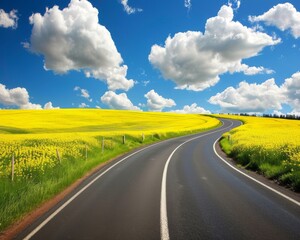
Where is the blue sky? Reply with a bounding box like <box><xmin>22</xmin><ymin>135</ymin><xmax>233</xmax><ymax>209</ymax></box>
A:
<box><xmin>0</xmin><ymin>0</ymin><xmax>299</xmax><ymax>114</ymax></box>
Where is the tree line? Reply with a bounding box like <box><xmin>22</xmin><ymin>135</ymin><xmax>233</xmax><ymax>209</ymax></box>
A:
<box><xmin>223</xmin><ymin>113</ymin><xmax>300</xmax><ymax>120</ymax></box>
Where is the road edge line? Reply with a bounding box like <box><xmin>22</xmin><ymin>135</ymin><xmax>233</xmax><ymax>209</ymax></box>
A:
<box><xmin>213</xmin><ymin>138</ymin><xmax>300</xmax><ymax>207</ymax></box>
<box><xmin>160</xmin><ymin>120</ymin><xmax>235</xmax><ymax>240</ymax></box>
<box><xmin>23</xmin><ymin>140</ymin><xmax>168</xmax><ymax>240</ymax></box>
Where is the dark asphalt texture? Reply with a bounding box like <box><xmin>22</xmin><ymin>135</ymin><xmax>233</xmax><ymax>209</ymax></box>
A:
<box><xmin>16</xmin><ymin>119</ymin><xmax>300</xmax><ymax>240</ymax></box>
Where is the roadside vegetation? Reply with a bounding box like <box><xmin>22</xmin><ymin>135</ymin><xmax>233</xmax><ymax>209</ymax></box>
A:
<box><xmin>218</xmin><ymin>114</ymin><xmax>300</xmax><ymax>192</ymax></box>
<box><xmin>0</xmin><ymin>109</ymin><xmax>220</xmax><ymax>232</ymax></box>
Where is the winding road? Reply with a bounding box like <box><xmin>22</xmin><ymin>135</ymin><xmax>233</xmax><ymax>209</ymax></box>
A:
<box><xmin>17</xmin><ymin>119</ymin><xmax>300</xmax><ymax>240</ymax></box>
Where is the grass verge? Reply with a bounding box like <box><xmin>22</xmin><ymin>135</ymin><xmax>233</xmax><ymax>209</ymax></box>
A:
<box><xmin>0</xmin><ymin>124</ymin><xmax>220</xmax><ymax>233</ymax></box>
<box><xmin>219</xmin><ymin>133</ymin><xmax>300</xmax><ymax>192</ymax></box>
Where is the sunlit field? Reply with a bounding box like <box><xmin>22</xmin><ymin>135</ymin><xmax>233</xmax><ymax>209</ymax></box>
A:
<box><xmin>0</xmin><ymin>109</ymin><xmax>219</xmax><ymax>180</ymax></box>
<box><xmin>0</xmin><ymin>109</ymin><xmax>219</xmax><ymax>231</ymax></box>
<box><xmin>219</xmin><ymin>115</ymin><xmax>300</xmax><ymax>191</ymax></box>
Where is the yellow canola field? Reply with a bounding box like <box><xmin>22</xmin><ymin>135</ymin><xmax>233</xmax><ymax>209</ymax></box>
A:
<box><xmin>220</xmin><ymin>115</ymin><xmax>300</xmax><ymax>169</ymax></box>
<box><xmin>0</xmin><ymin>109</ymin><xmax>219</xmax><ymax>179</ymax></box>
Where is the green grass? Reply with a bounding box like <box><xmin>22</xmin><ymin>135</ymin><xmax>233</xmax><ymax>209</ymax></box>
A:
<box><xmin>219</xmin><ymin>137</ymin><xmax>300</xmax><ymax>191</ymax></box>
<box><xmin>219</xmin><ymin>136</ymin><xmax>232</xmax><ymax>155</ymax></box>
<box><xmin>0</xmin><ymin>125</ymin><xmax>220</xmax><ymax>233</ymax></box>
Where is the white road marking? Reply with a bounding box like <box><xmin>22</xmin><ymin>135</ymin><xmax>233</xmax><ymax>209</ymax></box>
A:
<box><xmin>160</xmin><ymin>120</ymin><xmax>234</xmax><ymax>240</ymax></box>
<box><xmin>23</xmin><ymin>139</ymin><xmax>173</xmax><ymax>240</ymax></box>
<box><xmin>213</xmin><ymin>138</ymin><xmax>300</xmax><ymax>207</ymax></box>
<box><xmin>24</xmin><ymin>119</ymin><xmax>236</xmax><ymax>240</ymax></box>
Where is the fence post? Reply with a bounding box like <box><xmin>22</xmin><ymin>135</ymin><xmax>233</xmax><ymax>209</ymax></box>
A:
<box><xmin>56</xmin><ymin>149</ymin><xmax>61</xmax><ymax>164</ymax></box>
<box><xmin>142</xmin><ymin>133</ymin><xmax>145</xmax><ymax>142</ymax></box>
<box><xmin>85</xmin><ymin>144</ymin><xmax>88</xmax><ymax>160</ymax></box>
<box><xmin>11</xmin><ymin>153</ymin><xmax>15</xmax><ymax>181</ymax></box>
<box><xmin>102</xmin><ymin>137</ymin><xmax>104</xmax><ymax>153</ymax></box>
<box><xmin>123</xmin><ymin>135</ymin><xmax>126</xmax><ymax>144</ymax></box>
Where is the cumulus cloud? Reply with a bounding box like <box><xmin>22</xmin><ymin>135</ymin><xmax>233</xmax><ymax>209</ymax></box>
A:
<box><xmin>44</xmin><ymin>101</ymin><xmax>59</xmax><ymax>109</ymax></box>
<box><xmin>209</xmin><ymin>79</ymin><xmax>283</xmax><ymax>113</ymax></box>
<box><xmin>281</xmin><ymin>72</ymin><xmax>300</xmax><ymax>111</ymax></box>
<box><xmin>28</xmin><ymin>0</ymin><xmax>134</xmax><ymax>91</ymax></box>
<box><xmin>249</xmin><ymin>3</ymin><xmax>300</xmax><ymax>38</ymax></box>
<box><xmin>149</xmin><ymin>4</ymin><xmax>279</xmax><ymax>91</ymax></box>
<box><xmin>74</xmin><ymin>86</ymin><xmax>92</xmax><ymax>102</ymax></box>
<box><xmin>0</xmin><ymin>9</ymin><xmax>18</xmax><ymax>29</ymax></box>
<box><xmin>101</xmin><ymin>91</ymin><xmax>140</xmax><ymax>110</ymax></box>
<box><xmin>144</xmin><ymin>90</ymin><xmax>176</xmax><ymax>111</ymax></box>
<box><xmin>172</xmin><ymin>103</ymin><xmax>211</xmax><ymax>114</ymax></box>
<box><xmin>209</xmin><ymin>72</ymin><xmax>300</xmax><ymax>114</ymax></box>
<box><xmin>121</xmin><ymin>0</ymin><xmax>142</xmax><ymax>15</ymax></box>
<box><xmin>0</xmin><ymin>83</ymin><xmax>44</xmax><ymax>109</ymax></box>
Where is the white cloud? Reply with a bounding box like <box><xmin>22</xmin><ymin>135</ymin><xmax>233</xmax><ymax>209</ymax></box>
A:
<box><xmin>273</xmin><ymin>110</ymin><xmax>285</xmax><ymax>116</ymax></box>
<box><xmin>28</xmin><ymin>0</ymin><xmax>134</xmax><ymax>91</ymax></box>
<box><xmin>228</xmin><ymin>0</ymin><xmax>241</xmax><ymax>10</ymax></box>
<box><xmin>0</xmin><ymin>9</ymin><xmax>18</xmax><ymax>29</ymax></box>
<box><xmin>44</xmin><ymin>101</ymin><xmax>59</xmax><ymax>109</ymax></box>
<box><xmin>237</xmin><ymin>64</ymin><xmax>274</xmax><ymax>75</ymax></box>
<box><xmin>0</xmin><ymin>83</ymin><xmax>43</xmax><ymax>109</ymax></box>
<box><xmin>281</xmin><ymin>72</ymin><xmax>300</xmax><ymax>111</ymax></box>
<box><xmin>101</xmin><ymin>91</ymin><xmax>140</xmax><ymax>110</ymax></box>
<box><xmin>249</xmin><ymin>3</ymin><xmax>300</xmax><ymax>38</ymax></box>
<box><xmin>172</xmin><ymin>103</ymin><xmax>211</xmax><ymax>114</ymax></box>
<box><xmin>149</xmin><ymin>4</ymin><xmax>279</xmax><ymax>91</ymax></box>
<box><xmin>288</xmin><ymin>111</ymin><xmax>300</xmax><ymax>117</ymax></box>
<box><xmin>209</xmin><ymin>79</ymin><xmax>284</xmax><ymax>113</ymax></box>
<box><xmin>121</xmin><ymin>0</ymin><xmax>142</xmax><ymax>15</ymax></box>
<box><xmin>79</xmin><ymin>102</ymin><xmax>89</xmax><ymax>108</ymax></box>
<box><xmin>144</xmin><ymin>90</ymin><xmax>176</xmax><ymax>111</ymax></box>
<box><xmin>209</xmin><ymin>72</ymin><xmax>300</xmax><ymax>113</ymax></box>
<box><xmin>184</xmin><ymin>0</ymin><xmax>192</xmax><ymax>11</ymax></box>
<box><xmin>74</xmin><ymin>86</ymin><xmax>92</xmax><ymax>102</ymax></box>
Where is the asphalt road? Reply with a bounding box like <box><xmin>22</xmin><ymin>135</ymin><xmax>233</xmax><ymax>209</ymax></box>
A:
<box><xmin>16</xmin><ymin>119</ymin><xmax>300</xmax><ymax>240</ymax></box>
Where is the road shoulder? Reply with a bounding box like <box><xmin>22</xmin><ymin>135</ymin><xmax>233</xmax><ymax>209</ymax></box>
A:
<box><xmin>215</xmin><ymin>139</ymin><xmax>300</xmax><ymax>203</ymax></box>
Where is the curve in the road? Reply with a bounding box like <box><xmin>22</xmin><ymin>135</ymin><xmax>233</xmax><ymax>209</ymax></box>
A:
<box><xmin>160</xmin><ymin>120</ymin><xmax>235</xmax><ymax>240</ymax></box>
<box><xmin>16</xmin><ymin>118</ymin><xmax>300</xmax><ymax>240</ymax></box>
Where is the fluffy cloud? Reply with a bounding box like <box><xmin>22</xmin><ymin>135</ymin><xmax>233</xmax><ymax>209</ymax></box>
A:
<box><xmin>209</xmin><ymin>72</ymin><xmax>300</xmax><ymax>113</ymax></box>
<box><xmin>144</xmin><ymin>90</ymin><xmax>176</xmax><ymax>111</ymax></box>
<box><xmin>281</xmin><ymin>72</ymin><xmax>300</xmax><ymax>111</ymax></box>
<box><xmin>44</xmin><ymin>101</ymin><xmax>59</xmax><ymax>109</ymax></box>
<box><xmin>0</xmin><ymin>83</ymin><xmax>59</xmax><ymax>110</ymax></box>
<box><xmin>0</xmin><ymin>83</ymin><xmax>43</xmax><ymax>109</ymax></box>
<box><xmin>172</xmin><ymin>103</ymin><xmax>211</xmax><ymax>114</ymax></box>
<box><xmin>74</xmin><ymin>86</ymin><xmax>92</xmax><ymax>102</ymax></box>
<box><xmin>28</xmin><ymin>0</ymin><xmax>134</xmax><ymax>91</ymax></box>
<box><xmin>101</xmin><ymin>91</ymin><xmax>140</xmax><ymax>110</ymax></box>
<box><xmin>0</xmin><ymin>9</ymin><xmax>18</xmax><ymax>29</ymax></box>
<box><xmin>121</xmin><ymin>0</ymin><xmax>142</xmax><ymax>15</ymax></box>
<box><xmin>209</xmin><ymin>79</ymin><xmax>283</xmax><ymax>113</ymax></box>
<box><xmin>249</xmin><ymin>3</ymin><xmax>300</xmax><ymax>38</ymax></box>
<box><xmin>149</xmin><ymin>5</ymin><xmax>279</xmax><ymax>91</ymax></box>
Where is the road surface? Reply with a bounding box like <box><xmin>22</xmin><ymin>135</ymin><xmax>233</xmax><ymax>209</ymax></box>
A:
<box><xmin>17</xmin><ymin>119</ymin><xmax>300</xmax><ymax>240</ymax></box>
